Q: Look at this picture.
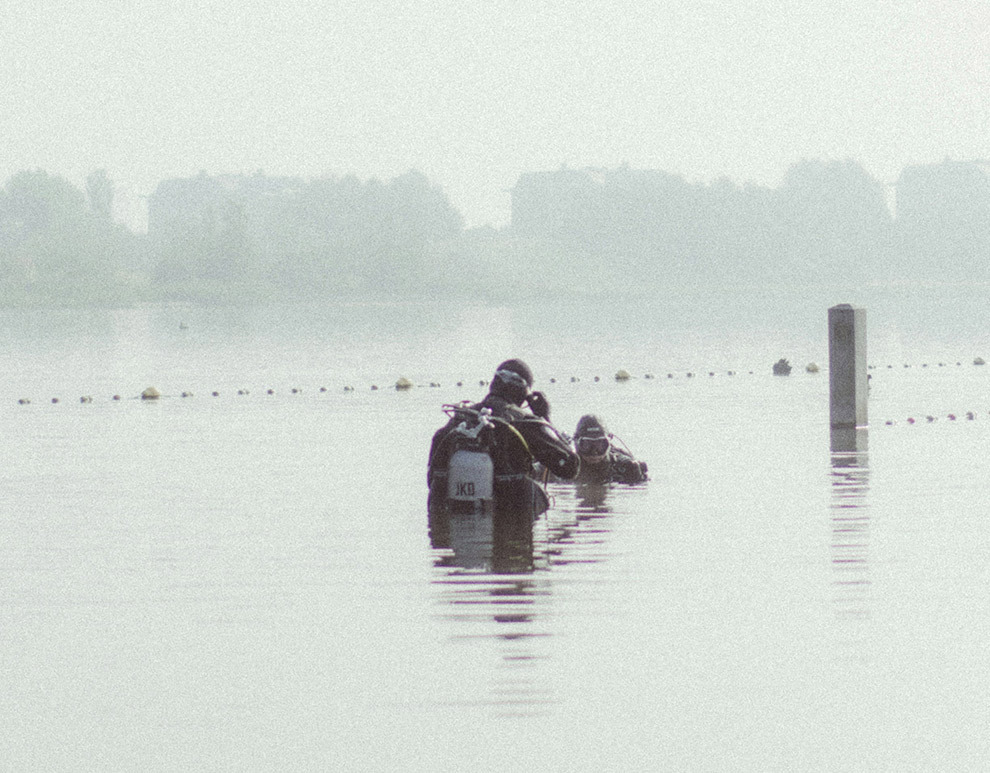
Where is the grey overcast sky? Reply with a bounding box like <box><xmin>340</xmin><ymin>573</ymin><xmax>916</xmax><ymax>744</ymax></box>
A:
<box><xmin>2</xmin><ymin>0</ymin><xmax>988</xmax><ymax>228</ymax></box>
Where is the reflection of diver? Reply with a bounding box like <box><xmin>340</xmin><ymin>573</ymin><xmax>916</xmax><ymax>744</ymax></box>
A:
<box><xmin>572</xmin><ymin>415</ymin><xmax>648</xmax><ymax>485</ymax></box>
<box><xmin>428</xmin><ymin>505</ymin><xmax>536</xmax><ymax>574</ymax></box>
<box><xmin>427</xmin><ymin>359</ymin><xmax>579</xmax><ymax>515</ymax></box>
<box><xmin>575</xmin><ymin>482</ymin><xmax>611</xmax><ymax>512</ymax></box>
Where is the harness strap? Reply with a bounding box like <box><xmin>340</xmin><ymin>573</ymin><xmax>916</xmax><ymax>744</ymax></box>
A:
<box><xmin>491</xmin><ymin>416</ymin><xmax>532</xmax><ymax>461</ymax></box>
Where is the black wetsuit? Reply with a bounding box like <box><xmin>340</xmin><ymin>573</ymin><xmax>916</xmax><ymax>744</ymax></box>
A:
<box><xmin>575</xmin><ymin>445</ymin><xmax>649</xmax><ymax>485</ymax></box>
<box><xmin>428</xmin><ymin>394</ymin><xmax>580</xmax><ymax>488</ymax></box>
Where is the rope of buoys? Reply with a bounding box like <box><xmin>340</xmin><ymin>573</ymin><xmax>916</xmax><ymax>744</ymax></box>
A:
<box><xmin>872</xmin><ymin>360</ymin><xmax>982</xmax><ymax>369</ymax></box>
<box><xmin>884</xmin><ymin>411</ymin><xmax>978</xmax><ymax>426</ymax></box>
<box><xmin>12</xmin><ymin>354</ymin><xmax>990</xmax><ymax>406</ymax></box>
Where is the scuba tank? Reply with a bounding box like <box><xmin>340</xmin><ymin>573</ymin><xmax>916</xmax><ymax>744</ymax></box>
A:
<box><xmin>447</xmin><ymin>448</ymin><xmax>495</xmax><ymax>511</ymax></box>
<box><xmin>429</xmin><ymin>403</ymin><xmax>549</xmax><ymax>515</ymax></box>
<box><xmin>444</xmin><ymin>408</ymin><xmax>497</xmax><ymax>513</ymax></box>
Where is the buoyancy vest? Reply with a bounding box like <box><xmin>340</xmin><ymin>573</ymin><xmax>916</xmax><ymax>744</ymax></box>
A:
<box><xmin>428</xmin><ymin>403</ymin><xmax>536</xmax><ymax>512</ymax></box>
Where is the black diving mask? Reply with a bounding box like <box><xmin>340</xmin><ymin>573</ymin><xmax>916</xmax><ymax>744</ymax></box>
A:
<box><xmin>577</xmin><ymin>436</ymin><xmax>610</xmax><ymax>457</ymax></box>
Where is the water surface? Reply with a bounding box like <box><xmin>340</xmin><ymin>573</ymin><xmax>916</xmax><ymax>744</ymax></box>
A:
<box><xmin>1</xmin><ymin>301</ymin><xmax>989</xmax><ymax>770</ymax></box>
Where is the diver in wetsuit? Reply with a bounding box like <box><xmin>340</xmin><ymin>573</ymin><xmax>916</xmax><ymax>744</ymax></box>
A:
<box><xmin>571</xmin><ymin>414</ymin><xmax>648</xmax><ymax>485</ymax></box>
<box><xmin>428</xmin><ymin>359</ymin><xmax>580</xmax><ymax>510</ymax></box>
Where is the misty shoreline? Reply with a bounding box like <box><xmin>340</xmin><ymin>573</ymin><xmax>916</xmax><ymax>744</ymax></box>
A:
<box><xmin>3</xmin><ymin>159</ymin><xmax>990</xmax><ymax>316</ymax></box>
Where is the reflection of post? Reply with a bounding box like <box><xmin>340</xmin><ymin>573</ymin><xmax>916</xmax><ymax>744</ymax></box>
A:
<box><xmin>829</xmin><ymin>304</ymin><xmax>868</xmax><ymax>429</ymax></box>
<box><xmin>829</xmin><ymin>426</ymin><xmax>867</xmax><ymax>455</ymax></box>
<box><xmin>829</xmin><ymin>427</ymin><xmax>870</xmax><ymax>660</ymax></box>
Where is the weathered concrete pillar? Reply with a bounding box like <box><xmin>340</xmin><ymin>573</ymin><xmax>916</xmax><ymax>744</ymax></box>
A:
<box><xmin>830</xmin><ymin>426</ymin><xmax>868</xmax><ymax>454</ymax></box>
<box><xmin>829</xmin><ymin>304</ymin><xmax>868</xmax><ymax>428</ymax></box>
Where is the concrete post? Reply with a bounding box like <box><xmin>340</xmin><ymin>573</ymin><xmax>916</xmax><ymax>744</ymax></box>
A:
<box><xmin>829</xmin><ymin>304</ymin><xmax>868</xmax><ymax>428</ymax></box>
<box><xmin>830</xmin><ymin>426</ymin><xmax>868</xmax><ymax>454</ymax></box>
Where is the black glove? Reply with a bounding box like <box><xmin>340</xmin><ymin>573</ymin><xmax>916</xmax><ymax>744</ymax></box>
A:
<box><xmin>526</xmin><ymin>390</ymin><xmax>550</xmax><ymax>419</ymax></box>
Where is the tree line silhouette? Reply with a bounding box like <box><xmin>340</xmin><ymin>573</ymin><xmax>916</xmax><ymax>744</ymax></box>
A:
<box><xmin>0</xmin><ymin>159</ymin><xmax>987</xmax><ymax>306</ymax></box>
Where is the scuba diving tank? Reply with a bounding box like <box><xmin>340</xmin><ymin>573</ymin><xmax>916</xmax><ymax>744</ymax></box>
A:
<box><xmin>446</xmin><ymin>448</ymin><xmax>495</xmax><ymax>512</ymax></box>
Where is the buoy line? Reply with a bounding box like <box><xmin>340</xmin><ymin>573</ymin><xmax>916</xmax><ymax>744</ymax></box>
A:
<box><xmin>7</xmin><ymin>369</ymin><xmax>761</xmax><ymax>405</ymax></box>
<box><xmin>880</xmin><ymin>411</ymin><xmax>980</xmax><ymax>427</ymax></box>
<box><xmin>10</xmin><ymin>356</ymin><xmax>988</xmax><ymax>407</ymax></box>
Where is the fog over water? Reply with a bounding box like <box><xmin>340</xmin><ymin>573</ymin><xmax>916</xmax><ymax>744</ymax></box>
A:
<box><xmin>4</xmin><ymin>1</ymin><xmax>988</xmax><ymax>228</ymax></box>
<box><xmin>4</xmin><ymin>2</ymin><xmax>990</xmax><ymax>766</ymax></box>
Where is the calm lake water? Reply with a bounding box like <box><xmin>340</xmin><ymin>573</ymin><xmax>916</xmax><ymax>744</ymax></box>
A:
<box><xmin>2</xmin><ymin>297</ymin><xmax>990</xmax><ymax>771</ymax></box>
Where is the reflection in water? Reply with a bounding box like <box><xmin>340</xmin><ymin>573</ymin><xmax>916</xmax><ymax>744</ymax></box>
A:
<box><xmin>428</xmin><ymin>506</ymin><xmax>536</xmax><ymax>574</ymax></box>
<box><xmin>575</xmin><ymin>482</ymin><xmax>611</xmax><ymax>513</ymax></box>
<box><xmin>428</xmin><ymin>485</ymin><xmax>616</xmax><ymax>716</ymax></box>
<box><xmin>544</xmin><ymin>483</ymin><xmax>613</xmax><ymax>569</ymax></box>
<box><xmin>428</xmin><ymin>505</ymin><xmax>553</xmax><ymax>716</ymax></box>
<box><xmin>829</xmin><ymin>427</ymin><xmax>871</xmax><ymax>661</ymax></box>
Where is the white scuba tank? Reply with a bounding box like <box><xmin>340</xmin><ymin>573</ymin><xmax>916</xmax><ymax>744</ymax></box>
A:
<box><xmin>446</xmin><ymin>448</ymin><xmax>495</xmax><ymax>509</ymax></box>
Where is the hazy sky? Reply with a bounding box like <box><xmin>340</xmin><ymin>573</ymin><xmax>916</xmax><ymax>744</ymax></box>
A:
<box><xmin>3</xmin><ymin>0</ymin><xmax>988</xmax><ymax>229</ymax></box>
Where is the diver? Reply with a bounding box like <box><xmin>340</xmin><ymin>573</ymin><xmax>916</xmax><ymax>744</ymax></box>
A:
<box><xmin>571</xmin><ymin>414</ymin><xmax>648</xmax><ymax>485</ymax></box>
<box><xmin>428</xmin><ymin>359</ymin><xmax>580</xmax><ymax>513</ymax></box>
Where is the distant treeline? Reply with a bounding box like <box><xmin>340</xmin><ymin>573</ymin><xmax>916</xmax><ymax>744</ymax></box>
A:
<box><xmin>1</xmin><ymin>160</ymin><xmax>988</xmax><ymax>306</ymax></box>
<box><xmin>512</xmin><ymin>159</ymin><xmax>990</xmax><ymax>295</ymax></box>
